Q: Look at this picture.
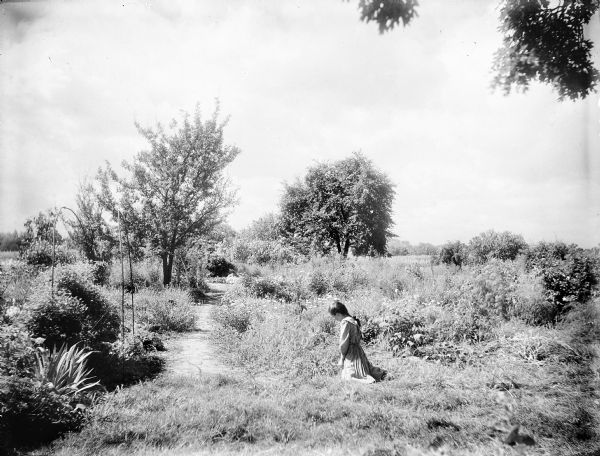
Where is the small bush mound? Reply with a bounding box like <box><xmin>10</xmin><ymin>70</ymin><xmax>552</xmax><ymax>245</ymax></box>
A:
<box><xmin>0</xmin><ymin>376</ymin><xmax>87</xmax><ymax>450</ymax></box>
<box><xmin>21</xmin><ymin>240</ymin><xmax>76</xmax><ymax>267</ymax></box>
<box><xmin>91</xmin><ymin>340</ymin><xmax>165</xmax><ymax>390</ymax></box>
<box><xmin>468</xmin><ymin>230</ymin><xmax>527</xmax><ymax>264</ymax></box>
<box><xmin>136</xmin><ymin>288</ymin><xmax>196</xmax><ymax>332</ymax></box>
<box><xmin>207</xmin><ymin>256</ymin><xmax>236</xmax><ymax>277</ymax></box>
<box><xmin>212</xmin><ymin>303</ymin><xmax>253</xmax><ymax>333</ymax></box>
<box><xmin>27</xmin><ymin>267</ymin><xmax>120</xmax><ymax>351</ymax></box>
<box><xmin>439</xmin><ymin>241</ymin><xmax>466</xmax><ymax>268</ymax></box>
<box><xmin>241</xmin><ymin>273</ymin><xmax>305</xmax><ymax>302</ymax></box>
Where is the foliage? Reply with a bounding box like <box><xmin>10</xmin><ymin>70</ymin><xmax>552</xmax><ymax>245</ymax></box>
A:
<box><xmin>439</xmin><ymin>241</ymin><xmax>467</xmax><ymax>267</ymax></box>
<box><xmin>90</xmin><ymin>340</ymin><xmax>165</xmax><ymax>390</ymax></box>
<box><xmin>0</xmin><ymin>325</ymin><xmax>35</xmax><ymax>377</ymax></box>
<box><xmin>493</xmin><ymin>0</ymin><xmax>600</xmax><ymax>100</ymax></box>
<box><xmin>27</xmin><ymin>267</ymin><xmax>120</xmax><ymax>351</ymax></box>
<box><xmin>212</xmin><ymin>302</ymin><xmax>253</xmax><ymax>333</ymax></box>
<box><xmin>108</xmin><ymin>257</ymin><xmax>163</xmax><ymax>291</ymax></box>
<box><xmin>467</xmin><ymin>230</ymin><xmax>528</xmax><ymax>264</ymax></box>
<box><xmin>227</xmin><ymin>238</ymin><xmax>300</xmax><ymax>265</ymax></box>
<box><xmin>207</xmin><ymin>256</ymin><xmax>236</xmax><ymax>277</ymax></box>
<box><xmin>66</xmin><ymin>181</ymin><xmax>116</xmax><ymax>262</ymax></box>
<box><xmin>239</xmin><ymin>273</ymin><xmax>307</xmax><ymax>303</ymax></box>
<box><xmin>239</xmin><ymin>213</ymin><xmax>282</xmax><ymax>242</ymax></box>
<box><xmin>524</xmin><ymin>240</ymin><xmax>572</xmax><ymax>271</ymax></box>
<box><xmin>348</xmin><ymin>0</ymin><xmax>600</xmax><ymax>100</ymax></box>
<box><xmin>136</xmin><ymin>288</ymin><xmax>196</xmax><ymax>332</ymax></box>
<box><xmin>97</xmin><ymin>103</ymin><xmax>240</xmax><ymax>286</ymax></box>
<box><xmin>280</xmin><ymin>152</ymin><xmax>395</xmax><ymax>257</ymax></box>
<box><xmin>352</xmin><ymin>0</ymin><xmax>419</xmax><ymax>33</ymax></box>
<box><xmin>22</xmin><ymin>240</ymin><xmax>75</xmax><ymax>267</ymax></box>
<box><xmin>539</xmin><ymin>250</ymin><xmax>598</xmax><ymax>308</ymax></box>
<box><xmin>0</xmin><ymin>231</ymin><xmax>21</xmax><ymax>251</ymax></box>
<box><xmin>0</xmin><ymin>376</ymin><xmax>87</xmax><ymax>449</ymax></box>
<box><xmin>33</xmin><ymin>343</ymin><xmax>100</xmax><ymax>396</ymax></box>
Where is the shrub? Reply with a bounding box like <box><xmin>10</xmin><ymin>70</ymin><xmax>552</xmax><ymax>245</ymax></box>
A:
<box><xmin>91</xmin><ymin>340</ymin><xmax>164</xmax><ymax>389</ymax></box>
<box><xmin>439</xmin><ymin>241</ymin><xmax>467</xmax><ymax>267</ymax></box>
<box><xmin>33</xmin><ymin>343</ymin><xmax>100</xmax><ymax>396</ymax></box>
<box><xmin>228</xmin><ymin>238</ymin><xmax>300</xmax><ymax>265</ymax></box>
<box><xmin>524</xmin><ymin>241</ymin><xmax>571</xmax><ymax>271</ymax></box>
<box><xmin>212</xmin><ymin>303</ymin><xmax>253</xmax><ymax>333</ymax></box>
<box><xmin>0</xmin><ymin>376</ymin><xmax>86</xmax><ymax>449</ymax></box>
<box><xmin>109</xmin><ymin>259</ymin><xmax>161</xmax><ymax>291</ymax></box>
<box><xmin>540</xmin><ymin>250</ymin><xmax>597</xmax><ymax>308</ymax></box>
<box><xmin>136</xmin><ymin>288</ymin><xmax>196</xmax><ymax>332</ymax></box>
<box><xmin>308</xmin><ymin>270</ymin><xmax>329</xmax><ymax>296</ymax></box>
<box><xmin>22</xmin><ymin>240</ymin><xmax>76</xmax><ymax>267</ymax></box>
<box><xmin>90</xmin><ymin>261</ymin><xmax>110</xmax><ymax>286</ymax></box>
<box><xmin>467</xmin><ymin>230</ymin><xmax>527</xmax><ymax>264</ymax></box>
<box><xmin>27</xmin><ymin>267</ymin><xmax>120</xmax><ymax>351</ymax></box>
<box><xmin>241</xmin><ymin>274</ymin><xmax>300</xmax><ymax>302</ymax></box>
<box><xmin>0</xmin><ymin>325</ymin><xmax>35</xmax><ymax>377</ymax></box>
<box><xmin>207</xmin><ymin>256</ymin><xmax>236</xmax><ymax>277</ymax></box>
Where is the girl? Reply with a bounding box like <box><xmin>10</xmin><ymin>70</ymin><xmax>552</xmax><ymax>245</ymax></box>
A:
<box><xmin>329</xmin><ymin>300</ymin><xmax>387</xmax><ymax>383</ymax></box>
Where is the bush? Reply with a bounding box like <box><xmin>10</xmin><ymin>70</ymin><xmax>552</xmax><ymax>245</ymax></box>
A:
<box><xmin>439</xmin><ymin>241</ymin><xmax>467</xmax><ymax>267</ymax></box>
<box><xmin>467</xmin><ymin>230</ymin><xmax>527</xmax><ymax>264</ymax></box>
<box><xmin>27</xmin><ymin>267</ymin><xmax>120</xmax><ymax>351</ymax></box>
<box><xmin>212</xmin><ymin>303</ymin><xmax>253</xmax><ymax>333</ymax></box>
<box><xmin>22</xmin><ymin>240</ymin><xmax>76</xmax><ymax>267</ymax></box>
<box><xmin>228</xmin><ymin>238</ymin><xmax>300</xmax><ymax>265</ymax></box>
<box><xmin>524</xmin><ymin>241</ymin><xmax>571</xmax><ymax>271</ymax></box>
<box><xmin>540</xmin><ymin>250</ymin><xmax>598</xmax><ymax>308</ymax></box>
<box><xmin>240</xmin><ymin>274</ymin><xmax>305</xmax><ymax>302</ymax></box>
<box><xmin>109</xmin><ymin>258</ymin><xmax>162</xmax><ymax>291</ymax></box>
<box><xmin>207</xmin><ymin>256</ymin><xmax>236</xmax><ymax>277</ymax></box>
<box><xmin>90</xmin><ymin>341</ymin><xmax>164</xmax><ymax>389</ymax></box>
<box><xmin>0</xmin><ymin>376</ymin><xmax>86</xmax><ymax>449</ymax></box>
<box><xmin>0</xmin><ymin>325</ymin><xmax>35</xmax><ymax>377</ymax></box>
<box><xmin>308</xmin><ymin>270</ymin><xmax>329</xmax><ymax>296</ymax></box>
<box><xmin>136</xmin><ymin>288</ymin><xmax>196</xmax><ymax>332</ymax></box>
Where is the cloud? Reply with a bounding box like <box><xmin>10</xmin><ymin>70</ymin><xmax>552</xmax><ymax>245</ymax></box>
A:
<box><xmin>0</xmin><ymin>0</ymin><xmax>598</xmax><ymax>247</ymax></box>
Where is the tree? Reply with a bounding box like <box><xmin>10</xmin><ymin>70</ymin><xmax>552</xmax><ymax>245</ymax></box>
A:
<box><xmin>349</xmin><ymin>0</ymin><xmax>599</xmax><ymax>100</ymax></box>
<box><xmin>97</xmin><ymin>104</ymin><xmax>240</xmax><ymax>285</ymax></box>
<box><xmin>66</xmin><ymin>180</ymin><xmax>116</xmax><ymax>262</ymax></box>
<box><xmin>280</xmin><ymin>153</ymin><xmax>395</xmax><ymax>257</ymax></box>
<box><xmin>467</xmin><ymin>230</ymin><xmax>528</xmax><ymax>264</ymax></box>
<box><xmin>240</xmin><ymin>213</ymin><xmax>282</xmax><ymax>242</ymax></box>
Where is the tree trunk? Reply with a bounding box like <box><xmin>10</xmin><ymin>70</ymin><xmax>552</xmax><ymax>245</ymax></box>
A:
<box><xmin>342</xmin><ymin>237</ymin><xmax>351</xmax><ymax>257</ymax></box>
<box><xmin>162</xmin><ymin>253</ymin><xmax>175</xmax><ymax>286</ymax></box>
<box><xmin>334</xmin><ymin>234</ymin><xmax>342</xmax><ymax>255</ymax></box>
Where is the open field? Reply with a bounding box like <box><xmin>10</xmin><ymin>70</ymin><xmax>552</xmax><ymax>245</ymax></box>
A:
<box><xmin>28</xmin><ymin>254</ymin><xmax>599</xmax><ymax>456</ymax></box>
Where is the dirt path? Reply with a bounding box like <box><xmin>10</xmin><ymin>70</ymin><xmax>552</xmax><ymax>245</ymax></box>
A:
<box><xmin>165</xmin><ymin>282</ymin><xmax>235</xmax><ymax>377</ymax></box>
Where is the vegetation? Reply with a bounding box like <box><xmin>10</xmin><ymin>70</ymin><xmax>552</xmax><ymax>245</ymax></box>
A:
<box><xmin>280</xmin><ymin>153</ymin><xmax>395</xmax><ymax>257</ymax></box>
<box><xmin>348</xmin><ymin>0</ymin><xmax>600</xmax><ymax>100</ymax></box>
<box><xmin>44</xmin><ymin>252</ymin><xmax>599</xmax><ymax>456</ymax></box>
<box><xmin>96</xmin><ymin>104</ymin><xmax>240</xmax><ymax>285</ymax></box>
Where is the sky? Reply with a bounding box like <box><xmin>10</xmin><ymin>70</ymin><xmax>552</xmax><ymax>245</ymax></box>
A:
<box><xmin>1</xmin><ymin>0</ymin><xmax>599</xmax><ymax>247</ymax></box>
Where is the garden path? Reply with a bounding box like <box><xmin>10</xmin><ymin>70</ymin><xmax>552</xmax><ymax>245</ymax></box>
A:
<box><xmin>165</xmin><ymin>282</ymin><xmax>235</xmax><ymax>377</ymax></box>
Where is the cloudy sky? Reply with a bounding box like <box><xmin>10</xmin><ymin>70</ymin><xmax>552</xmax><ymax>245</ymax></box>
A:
<box><xmin>1</xmin><ymin>0</ymin><xmax>599</xmax><ymax>246</ymax></box>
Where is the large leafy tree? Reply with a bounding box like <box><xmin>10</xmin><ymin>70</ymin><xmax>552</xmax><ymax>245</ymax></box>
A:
<box><xmin>281</xmin><ymin>153</ymin><xmax>395</xmax><ymax>257</ymax></box>
<box><xmin>97</xmin><ymin>104</ymin><xmax>240</xmax><ymax>285</ymax></box>
<box><xmin>349</xmin><ymin>0</ymin><xmax>599</xmax><ymax>100</ymax></box>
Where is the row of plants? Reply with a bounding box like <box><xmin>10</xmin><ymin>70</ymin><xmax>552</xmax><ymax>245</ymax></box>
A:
<box><xmin>0</xmin><ymin>257</ymin><xmax>199</xmax><ymax>453</ymax></box>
